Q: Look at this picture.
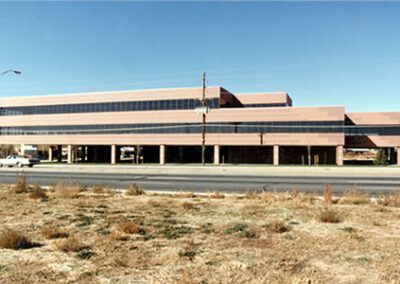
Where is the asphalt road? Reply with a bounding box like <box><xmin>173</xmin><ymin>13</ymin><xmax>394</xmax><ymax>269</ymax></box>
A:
<box><xmin>0</xmin><ymin>169</ymin><xmax>399</xmax><ymax>194</ymax></box>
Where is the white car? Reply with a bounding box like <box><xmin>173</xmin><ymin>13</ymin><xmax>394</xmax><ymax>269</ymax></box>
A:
<box><xmin>0</xmin><ymin>155</ymin><xmax>40</xmax><ymax>168</ymax></box>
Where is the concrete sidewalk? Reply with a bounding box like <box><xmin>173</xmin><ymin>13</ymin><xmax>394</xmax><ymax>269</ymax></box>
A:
<box><xmin>4</xmin><ymin>163</ymin><xmax>400</xmax><ymax>177</ymax></box>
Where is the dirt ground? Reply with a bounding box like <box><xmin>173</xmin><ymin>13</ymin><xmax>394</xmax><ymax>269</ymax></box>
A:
<box><xmin>0</xmin><ymin>181</ymin><xmax>399</xmax><ymax>284</ymax></box>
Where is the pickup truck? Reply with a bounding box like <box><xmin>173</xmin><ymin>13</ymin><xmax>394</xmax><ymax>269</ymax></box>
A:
<box><xmin>0</xmin><ymin>155</ymin><xmax>40</xmax><ymax>168</ymax></box>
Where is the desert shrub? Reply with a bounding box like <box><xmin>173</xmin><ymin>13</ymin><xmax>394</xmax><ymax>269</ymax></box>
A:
<box><xmin>178</xmin><ymin>250</ymin><xmax>196</xmax><ymax>260</ymax></box>
<box><xmin>209</xmin><ymin>192</ymin><xmax>225</xmax><ymax>199</ymax></box>
<box><xmin>377</xmin><ymin>192</ymin><xmax>400</xmax><ymax>207</ymax></box>
<box><xmin>53</xmin><ymin>182</ymin><xmax>82</xmax><ymax>199</ymax></box>
<box><xmin>28</xmin><ymin>185</ymin><xmax>48</xmax><ymax>200</ymax></box>
<box><xmin>182</xmin><ymin>202</ymin><xmax>195</xmax><ymax>210</ymax></box>
<box><xmin>57</xmin><ymin>235</ymin><xmax>85</xmax><ymax>252</ymax></box>
<box><xmin>75</xmin><ymin>215</ymin><xmax>93</xmax><ymax>227</ymax></box>
<box><xmin>118</xmin><ymin>221</ymin><xmax>144</xmax><ymax>234</ymax></box>
<box><xmin>12</xmin><ymin>175</ymin><xmax>28</xmax><ymax>194</ymax></box>
<box><xmin>239</xmin><ymin>230</ymin><xmax>259</xmax><ymax>239</ymax></box>
<box><xmin>324</xmin><ymin>184</ymin><xmax>333</xmax><ymax>204</ymax></box>
<box><xmin>0</xmin><ymin>230</ymin><xmax>39</xmax><ymax>250</ymax></box>
<box><xmin>92</xmin><ymin>184</ymin><xmax>105</xmax><ymax>194</ymax></box>
<box><xmin>160</xmin><ymin>225</ymin><xmax>193</xmax><ymax>239</ymax></box>
<box><xmin>126</xmin><ymin>183</ymin><xmax>144</xmax><ymax>196</ymax></box>
<box><xmin>318</xmin><ymin>209</ymin><xmax>342</xmax><ymax>223</ymax></box>
<box><xmin>41</xmin><ymin>224</ymin><xmax>69</xmax><ymax>239</ymax></box>
<box><xmin>267</xmin><ymin>221</ymin><xmax>290</xmax><ymax>233</ymax></box>
<box><xmin>224</xmin><ymin>223</ymin><xmax>248</xmax><ymax>234</ymax></box>
<box><xmin>173</xmin><ymin>192</ymin><xmax>197</xmax><ymax>198</ymax></box>
<box><xmin>109</xmin><ymin>230</ymin><xmax>129</xmax><ymax>241</ymax></box>
<box><xmin>245</xmin><ymin>190</ymin><xmax>258</xmax><ymax>199</ymax></box>
<box><xmin>340</xmin><ymin>186</ymin><xmax>370</xmax><ymax>205</ymax></box>
<box><xmin>76</xmin><ymin>249</ymin><xmax>96</xmax><ymax>260</ymax></box>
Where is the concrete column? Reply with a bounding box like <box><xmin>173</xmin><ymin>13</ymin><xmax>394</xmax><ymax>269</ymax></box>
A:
<box><xmin>336</xmin><ymin>145</ymin><xmax>343</xmax><ymax>166</ymax></box>
<box><xmin>159</xmin><ymin>145</ymin><xmax>166</xmax><ymax>165</ymax></box>
<box><xmin>214</xmin><ymin>145</ymin><xmax>220</xmax><ymax>165</ymax></box>
<box><xmin>67</xmin><ymin>145</ymin><xmax>72</xmax><ymax>164</ymax></box>
<box><xmin>20</xmin><ymin>144</ymin><xmax>25</xmax><ymax>156</ymax></box>
<box><xmin>48</xmin><ymin>146</ymin><xmax>53</xmax><ymax>162</ymax></box>
<box><xmin>111</xmin><ymin>145</ymin><xmax>116</xmax><ymax>164</ymax></box>
<box><xmin>273</xmin><ymin>145</ymin><xmax>279</xmax><ymax>166</ymax></box>
<box><xmin>397</xmin><ymin>147</ymin><xmax>400</xmax><ymax>166</ymax></box>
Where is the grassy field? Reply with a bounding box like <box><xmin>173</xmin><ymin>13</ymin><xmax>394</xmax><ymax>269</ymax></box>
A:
<box><xmin>0</xmin><ymin>178</ymin><xmax>399</xmax><ymax>284</ymax></box>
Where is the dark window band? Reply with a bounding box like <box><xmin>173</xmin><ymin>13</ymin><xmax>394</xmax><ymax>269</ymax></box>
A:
<box><xmin>0</xmin><ymin>121</ymin><xmax>346</xmax><ymax>135</ymax></box>
<box><xmin>345</xmin><ymin>125</ymin><xmax>400</xmax><ymax>136</ymax></box>
<box><xmin>0</xmin><ymin>98</ymin><xmax>220</xmax><ymax>116</ymax></box>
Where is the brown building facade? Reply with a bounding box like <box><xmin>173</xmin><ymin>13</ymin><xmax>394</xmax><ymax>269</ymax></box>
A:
<box><xmin>0</xmin><ymin>86</ymin><xmax>398</xmax><ymax>165</ymax></box>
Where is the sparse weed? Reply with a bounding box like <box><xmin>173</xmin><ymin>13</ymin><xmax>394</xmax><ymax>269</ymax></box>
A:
<box><xmin>12</xmin><ymin>175</ymin><xmax>28</xmax><ymax>194</ymax></box>
<box><xmin>377</xmin><ymin>192</ymin><xmax>400</xmax><ymax>207</ymax></box>
<box><xmin>340</xmin><ymin>186</ymin><xmax>370</xmax><ymax>205</ymax></box>
<box><xmin>267</xmin><ymin>221</ymin><xmax>290</xmax><ymax>233</ymax></box>
<box><xmin>53</xmin><ymin>182</ymin><xmax>83</xmax><ymax>199</ymax></box>
<box><xmin>126</xmin><ymin>183</ymin><xmax>144</xmax><ymax>196</ymax></box>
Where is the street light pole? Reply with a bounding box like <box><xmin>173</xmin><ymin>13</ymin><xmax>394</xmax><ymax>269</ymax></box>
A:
<box><xmin>201</xmin><ymin>72</ymin><xmax>206</xmax><ymax>166</ymax></box>
<box><xmin>194</xmin><ymin>72</ymin><xmax>210</xmax><ymax>166</ymax></box>
<box><xmin>0</xmin><ymin>69</ymin><xmax>22</xmax><ymax>77</ymax></box>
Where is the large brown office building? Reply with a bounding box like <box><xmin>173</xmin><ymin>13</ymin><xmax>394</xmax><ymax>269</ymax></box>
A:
<box><xmin>0</xmin><ymin>86</ymin><xmax>399</xmax><ymax>166</ymax></box>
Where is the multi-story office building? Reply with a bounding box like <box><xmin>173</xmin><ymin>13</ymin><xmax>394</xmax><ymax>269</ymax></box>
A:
<box><xmin>0</xmin><ymin>86</ymin><xmax>398</xmax><ymax>165</ymax></box>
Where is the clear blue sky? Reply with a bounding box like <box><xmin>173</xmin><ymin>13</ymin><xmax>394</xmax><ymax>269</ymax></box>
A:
<box><xmin>1</xmin><ymin>2</ymin><xmax>400</xmax><ymax>112</ymax></box>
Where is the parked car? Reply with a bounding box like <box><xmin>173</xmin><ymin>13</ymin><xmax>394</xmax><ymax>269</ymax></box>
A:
<box><xmin>0</xmin><ymin>155</ymin><xmax>40</xmax><ymax>168</ymax></box>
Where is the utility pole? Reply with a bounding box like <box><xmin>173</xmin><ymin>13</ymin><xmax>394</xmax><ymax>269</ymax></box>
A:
<box><xmin>201</xmin><ymin>72</ymin><xmax>206</xmax><ymax>166</ymax></box>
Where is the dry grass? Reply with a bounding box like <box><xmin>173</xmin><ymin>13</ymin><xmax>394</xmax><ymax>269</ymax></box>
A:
<box><xmin>118</xmin><ymin>220</ymin><xmax>143</xmax><ymax>234</ymax></box>
<box><xmin>92</xmin><ymin>184</ymin><xmax>106</xmax><ymax>194</ymax></box>
<box><xmin>41</xmin><ymin>224</ymin><xmax>69</xmax><ymax>239</ymax></box>
<box><xmin>267</xmin><ymin>221</ymin><xmax>290</xmax><ymax>233</ymax></box>
<box><xmin>126</xmin><ymin>183</ymin><xmax>145</xmax><ymax>196</ymax></box>
<box><xmin>56</xmin><ymin>235</ymin><xmax>85</xmax><ymax>252</ymax></box>
<box><xmin>0</xmin><ymin>230</ymin><xmax>38</xmax><ymax>250</ymax></box>
<box><xmin>28</xmin><ymin>185</ymin><xmax>48</xmax><ymax>200</ymax></box>
<box><xmin>340</xmin><ymin>186</ymin><xmax>370</xmax><ymax>205</ymax></box>
<box><xmin>0</xmin><ymin>184</ymin><xmax>399</xmax><ymax>283</ymax></box>
<box><xmin>53</xmin><ymin>182</ymin><xmax>83</xmax><ymax>198</ymax></box>
<box><xmin>109</xmin><ymin>230</ymin><xmax>129</xmax><ymax>241</ymax></box>
<box><xmin>377</xmin><ymin>191</ymin><xmax>400</xmax><ymax>207</ymax></box>
<box><xmin>182</xmin><ymin>201</ymin><xmax>195</xmax><ymax>210</ymax></box>
<box><xmin>209</xmin><ymin>191</ymin><xmax>225</xmax><ymax>199</ymax></box>
<box><xmin>318</xmin><ymin>208</ymin><xmax>342</xmax><ymax>223</ymax></box>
